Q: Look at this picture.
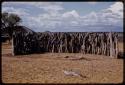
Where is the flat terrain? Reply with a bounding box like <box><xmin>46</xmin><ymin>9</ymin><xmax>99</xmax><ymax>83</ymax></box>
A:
<box><xmin>2</xmin><ymin>42</ymin><xmax>123</xmax><ymax>84</ymax></box>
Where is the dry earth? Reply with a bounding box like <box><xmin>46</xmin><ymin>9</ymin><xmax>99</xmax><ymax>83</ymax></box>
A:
<box><xmin>2</xmin><ymin>42</ymin><xmax>124</xmax><ymax>84</ymax></box>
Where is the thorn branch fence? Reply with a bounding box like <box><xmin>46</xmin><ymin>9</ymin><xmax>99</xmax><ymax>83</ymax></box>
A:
<box><xmin>12</xmin><ymin>32</ymin><xmax>118</xmax><ymax>58</ymax></box>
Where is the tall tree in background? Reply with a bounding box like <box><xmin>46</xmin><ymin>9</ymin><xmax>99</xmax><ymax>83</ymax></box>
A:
<box><xmin>1</xmin><ymin>12</ymin><xmax>22</xmax><ymax>39</ymax></box>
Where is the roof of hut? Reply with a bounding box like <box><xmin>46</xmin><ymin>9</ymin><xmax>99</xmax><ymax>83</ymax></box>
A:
<box><xmin>13</xmin><ymin>26</ymin><xmax>36</xmax><ymax>34</ymax></box>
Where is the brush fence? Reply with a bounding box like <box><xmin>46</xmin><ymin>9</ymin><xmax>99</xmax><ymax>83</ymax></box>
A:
<box><xmin>12</xmin><ymin>32</ymin><xmax>118</xmax><ymax>58</ymax></box>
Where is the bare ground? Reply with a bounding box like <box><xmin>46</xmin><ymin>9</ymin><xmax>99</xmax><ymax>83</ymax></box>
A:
<box><xmin>1</xmin><ymin>42</ymin><xmax>123</xmax><ymax>84</ymax></box>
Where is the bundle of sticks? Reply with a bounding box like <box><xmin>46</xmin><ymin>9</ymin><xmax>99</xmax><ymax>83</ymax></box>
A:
<box><xmin>12</xmin><ymin>31</ymin><xmax>118</xmax><ymax>58</ymax></box>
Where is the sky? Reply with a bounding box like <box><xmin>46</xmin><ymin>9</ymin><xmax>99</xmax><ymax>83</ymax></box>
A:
<box><xmin>2</xmin><ymin>2</ymin><xmax>123</xmax><ymax>32</ymax></box>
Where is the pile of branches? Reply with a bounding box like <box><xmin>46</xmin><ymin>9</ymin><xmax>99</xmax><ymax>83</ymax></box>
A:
<box><xmin>12</xmin><ymin>32</ymin><xmax>118</xmax><ymax>57</ymax></box>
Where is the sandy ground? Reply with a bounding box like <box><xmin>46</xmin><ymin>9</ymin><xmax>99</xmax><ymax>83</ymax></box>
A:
<box><xmin>1</xmin><ymin>42</ymin><xmax>124</xmax><ymax>84</ymax></box>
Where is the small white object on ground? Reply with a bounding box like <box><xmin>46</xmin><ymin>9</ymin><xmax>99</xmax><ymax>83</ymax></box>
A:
<box><xmin>63</xmin><ymin>70</ymin><xmax>79</xmax><ymax>76</ymax></box>
<box><xmin>63</xmin><ymin>70</ymin><xmax>86</xmax><ymax>78</ymax></box>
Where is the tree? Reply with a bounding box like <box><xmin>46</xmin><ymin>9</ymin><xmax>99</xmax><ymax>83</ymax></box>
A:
<box><xmin>1</xmin><ymin>12</ymin><xmax>22</xmax><ymax>39</ymax></box>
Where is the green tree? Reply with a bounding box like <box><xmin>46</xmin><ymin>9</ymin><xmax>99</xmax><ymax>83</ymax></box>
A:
<box><xmin>1</xmin><ymin>12</ymin><xmax>22</xmax><ymax>39</ymax></box>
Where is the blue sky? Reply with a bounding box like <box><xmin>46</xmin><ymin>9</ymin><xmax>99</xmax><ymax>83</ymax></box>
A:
<box><xmin>2</xmin><ymin>2</ymin><xmax>123</xmax><ymax>32</ymax></box>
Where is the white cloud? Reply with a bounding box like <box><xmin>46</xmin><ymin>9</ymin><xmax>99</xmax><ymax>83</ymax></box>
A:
<box><xmin>2</xmin><ymin>2</ymin><xmax>123</xmax><ymax>32</ymax></box>
<box><xmin>100</xmin><ymin>2</ymin><xmax>123</xmax><ymax>27</ymax></box>
<box><xmin>25</xmin><ymin>2</ymin><xmax>123</xmax><ymax>32</ymax></box>
<box><xmin>39</xmin><ymin>4</ymin><xmax>64</xmax><ymax>11</ymax></box>
<box><xmin>81</xmin><ymin>2</ymin><xmax>123</xmax><ymax>27</ymax></box>
<box><xmin>107</xmin><ymin>2</ymin><xmax>123</xmax><ymax>14</ymax></box>
<box><xmin>2</xmin><ymin>2</ymin><xmax>64</xmax><ymax>13</ymax></box>
<box><xmin>62</xmin><ymin>10</ymin><xmax>79</xmax><ymax>18</ymax></box>
<box><xmin>102</xmin><ymin>2</ymin><xmax>123</xmax><ymax>19</ymax></box>
<box><xmin>82</xmin><ymin>11</ymin><xmax>98</xmax><ymax>22</ymax></box>
<box><xmin>2</xmin><ymin>6</ymin><xmax>29</xmax><ymax>16</ymax></box>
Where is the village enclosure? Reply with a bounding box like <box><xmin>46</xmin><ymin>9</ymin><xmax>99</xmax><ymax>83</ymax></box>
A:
<box><xmin>12</xmin><ymin>26</ymin><xmax>119</xmax><ymax>58</ymax></box>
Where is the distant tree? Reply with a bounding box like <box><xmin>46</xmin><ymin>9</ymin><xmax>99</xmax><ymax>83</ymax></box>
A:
<box><xmin>45</xmin><ymin>30</ymin><xmax>51</xmax><ymax>32</ymax></box>
<box><xmin>1</xmin><ymin>12</ymin><xmax>22</xmax><ymax>39</ymax></box>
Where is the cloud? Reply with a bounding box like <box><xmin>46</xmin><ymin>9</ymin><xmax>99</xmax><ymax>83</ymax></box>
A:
<box><xmin>62</xmin><ymin>10</ymin><xmax>79</xmax><ymax>18</ymax></box>
<box><xmin>25</xmin><ymin>3</ymin><xmax>123</xmax><ymax>32</ymax></box>
<box><xmin>2</xmin><ymin>2</ymin><xmax>123</xmax><ymax>32</ymax></box>
<box><xmin>38</xmin><ymin>3</ymin><xmax>64</xmax><ymax>12</ymax></box>
<box><xmin>107</xmin><ymin>2</ymin><xmax>123</xmax><ymax>14</ymax></box>
<box><xmin>20</xmin><ymin>10</ymin><xmax>80</xmax><ymax>31</ymax></box>
<box><xmin>2</xmin><ymin>6</ymin><xmax>29</xmax><ymax>16</ymax></box>
<box><xmin>2</xmin><ymin>2</ymin><xmax>64</xmax><ymax>13</ymax></box>
<box><xmin>101</xmin><ymin>2</ymin><xmax>123</xmax><ymax>20</ymax></box>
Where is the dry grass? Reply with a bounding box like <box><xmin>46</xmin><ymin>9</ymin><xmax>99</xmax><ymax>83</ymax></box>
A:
<box><xmin>2</xmin><ymin>42</ymin><xmax>124</xmax><ymax>84</ymax></box>
<box><xmin>118</xmin><ymin>42</ymin><xmax>123</xmax><ymax>52</ymax></box>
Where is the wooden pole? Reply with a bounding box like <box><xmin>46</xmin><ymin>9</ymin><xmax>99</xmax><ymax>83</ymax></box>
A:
<box><xmin>109</xmin><ymin>32</ymin><xmax>113</xmax><ymax>58</ymax></box>
<box><xmin>12</xmin><ymin>35</ymin><xmax>15</xmax><ymax>56</ymax></box>
<box><xmin>115</xmin><ymin>33</ymin><xmax>118</xmax><ymax>58</ymax></box>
